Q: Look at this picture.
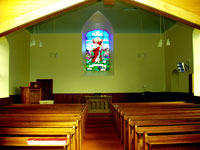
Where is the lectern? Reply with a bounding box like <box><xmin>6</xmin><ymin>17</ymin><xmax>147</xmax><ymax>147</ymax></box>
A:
<box><xmin>20</xmin><ymin>82</ymin><xmax>42</xmax><ymax>104</ymax></box>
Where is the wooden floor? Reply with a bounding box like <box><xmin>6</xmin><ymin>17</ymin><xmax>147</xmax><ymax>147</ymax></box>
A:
<box><xmin>82</xmin><ymin>114</ymin><xmax>124</xmax><ymax>150</ymax></box>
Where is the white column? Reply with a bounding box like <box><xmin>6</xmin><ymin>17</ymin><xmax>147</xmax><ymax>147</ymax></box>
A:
<box><xmin>193</xmin><ymin>29</ymin><xmax>200</xmax><ymax>96</ymax></box>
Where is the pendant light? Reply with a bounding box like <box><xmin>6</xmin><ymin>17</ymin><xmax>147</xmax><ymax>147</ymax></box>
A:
<box><xmin>163</xmin><ymin>17</ymin><xmax>170</xmax><ymax>46</ymax></box>
<box><xmin>30</xmin><ymin>24</ymin><xmax>43</xmax><ymax>47</ymax></box>
<box><xmin>157</xmin><ymin>15</ymin><xmax>163</xmax><ymax>47</ymax></box>
<box><xmin>157</xmin><ymin>15</ymin><xmax>170</xmax><ymax>47</ymax></box>
<box><xmin>37</xmin><ymin>24</ymin><xmax>43</xmax><ymax>48</ymax></box>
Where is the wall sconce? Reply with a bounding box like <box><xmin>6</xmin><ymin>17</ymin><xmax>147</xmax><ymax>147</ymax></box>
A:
<box><xmin>158</xmin><ymin>38</ymin><xmax>170</xmax><ymax>47</ymax></box>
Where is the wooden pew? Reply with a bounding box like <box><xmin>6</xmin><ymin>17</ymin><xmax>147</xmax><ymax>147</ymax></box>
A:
<box><xmin>121</xmin><ymin>109</ymin><xmax>200</xmax><ymax>141</ymax></box>
<box><xmin>143</xmin><ymin>132</ymin><xmax>200</xmax><ymax>150</ymax></box>
<box><xmin>110</xmin><ymin>102</ymin><xmax>200</xmax><ymax>150</ymax></box>
<box><xmin>0</xmin><ymin>104</ymin><xmax>88</xmax><ymax>127</ymax></box>
<box><xmin>0</xmin><ymin>114</ymin><xmax>83</xmax><ymax>150</ymax></box>
<box><xmin>111</xmin><ymin>102</ymin><xmax>200</xmax><ymax>134</ymax></box>
<box><xmin>0</xmin><ymin>104</ymin><xmax>88</xmax><ymax>138</ymax></box>
<box><xmin>118</xmin><ymin>107</ymin><xmax>200</xmax><ymax>131</ymax></box>
<box><xmin>123</xmin><ymin>114</ymin><xmax>200</xmax><ymax>145</ymax></box>
<box><xmin>0</xmin><ymin>127</ymin><xmax>75</xmax><ymax>150</ymax></box>
<box><xmin>126</xmin><ymin>118</ymin><xmax>200</xmax><ymax>150</ymax></box>
<box><xmin>134</xmin><ymin>124</ymin><xmax>200</xmax><ymax>150</ymax></box>
<box><xmin>111</xmin><ymin>102</ymin><xmax>199</xmax><ymax>109</ymax></box>
<box><xmin>0</xmin><ymin>104</ymin><xmax>88</xmax><ymax>150</ymax></box>
<box><xmin>111</xmin><ymin>102</ymin><xmax>200</xmax><ymax>120</ymax></box>
<box><xmin>121</xmin><ymin>109</ymin><xmax>200</xmax><ymax>145</ymax></box>
<box><xmin>0</xmin><ymin>118</ymin><xmax>83</xmax><ymax>150</ymax></box>
<box><xmin>0</xmin><ymin>121</ymin><xmax>80</xmax><ymax>150</ymax></box>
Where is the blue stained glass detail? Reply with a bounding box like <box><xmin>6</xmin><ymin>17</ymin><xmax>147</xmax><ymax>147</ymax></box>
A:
<box><xmin>85</xmin><ymin>29</ymin><xmax>110</xmax><ymax>71</ymax></box>
<box><xmin>86</xmin><ymin>32</ymin><xmax>92</xmax><ymax>37</ymax></box>
<box><xmin>103</xmin><ymin>31</ymin><xmax>109</xmax><ymax>36</ymax></box>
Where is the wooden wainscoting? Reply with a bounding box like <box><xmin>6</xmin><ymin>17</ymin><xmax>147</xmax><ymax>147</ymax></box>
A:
<box><xmin>53</xmin><ymin>92</ymin><xmax>195</xmax><ymax>104</ymax></box>
<box><xmin>0</xmin><ymin>97</ymin><xmax>12</xmax><ymax>105</ymax></box>
<box><xmin>53</xmin><ymin>93</ymin><xmax>131</xmax><ymax>104</ymax></box>
<box><xmin>9</xmin><ymin>92</ymin><xmax>198</xmax><ymax>104</ymax></box>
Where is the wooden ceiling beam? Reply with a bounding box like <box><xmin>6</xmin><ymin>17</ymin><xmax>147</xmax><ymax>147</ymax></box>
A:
<box><xmin>121</xmin><ymin>0</ymin><xmax>200</xmax><ymax>29</ymax></box>
<box><xmin>0</xmin><ymin>0</ymin><xmax>96</xmax><ymax>37</ymax></box>
<box><xmin>104</xmin><ymin>0</ymin><xmax>115</xmax><ymax>5</ymax></box>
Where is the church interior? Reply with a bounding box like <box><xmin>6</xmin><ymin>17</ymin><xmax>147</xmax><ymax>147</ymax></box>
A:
<box><xmin>0</xmin><ymin>0</ymin><xmax>200</xmax><ymax>149</ymax></box>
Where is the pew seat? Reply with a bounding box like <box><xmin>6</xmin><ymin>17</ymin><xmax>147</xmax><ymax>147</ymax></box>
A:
<box><xmin>143</xmin><ymin>132</ymin><xmax>200</xmax><ymax>150</ymax></box>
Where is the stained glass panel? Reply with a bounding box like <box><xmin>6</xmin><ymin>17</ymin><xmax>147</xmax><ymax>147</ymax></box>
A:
<box><xmin>86</xmin><ymin>29</ymin><xmax>110</xmax><ymax>71</ymax></box>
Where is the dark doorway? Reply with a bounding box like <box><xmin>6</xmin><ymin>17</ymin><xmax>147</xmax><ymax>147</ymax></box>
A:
<box><xmin>36</xmin><ymin>79</ymin><xmax>53</xmax><ymax>100</ymax></box>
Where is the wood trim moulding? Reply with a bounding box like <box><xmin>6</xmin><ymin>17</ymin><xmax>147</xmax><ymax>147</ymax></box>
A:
<box><xmin>193</xmin><ymin>96</ymin><xmax>200</xmax><ymax>104</ymax></box>
<box><xmin>121</xmin><ymin>0</ymin><xmax>200</xmax><ymax>29</ymax></box>
<box><xmin>0</xmin><ymin>0</ymin><xmax>96</xmax><ymax>37</ymax></box>
<box><xmin>0</xmin><ymin>97</ymin><xmax>12</xmax><ymax>105</ymax></box>
<box><xmin>104</xmin><ymin>0</ymin><xmax>115</xmax><ymax>5</ymax></box>
<box><xmin>53</xmin><ymin>92</ymin><xmax>194</xmax><ymax>104</ymax></box>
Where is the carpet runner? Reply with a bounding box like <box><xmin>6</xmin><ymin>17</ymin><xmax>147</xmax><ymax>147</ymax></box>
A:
<box><xmin>82</xmin><ymin>114</ymin><xmax>124</xmax><ymax>150</ymax></box>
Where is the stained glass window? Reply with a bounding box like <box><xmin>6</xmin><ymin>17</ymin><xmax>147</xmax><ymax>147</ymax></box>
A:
<box><xmin>85</xmin><ymin>29</ymin><xmax>110</xmax><ymax>71</ymax></box>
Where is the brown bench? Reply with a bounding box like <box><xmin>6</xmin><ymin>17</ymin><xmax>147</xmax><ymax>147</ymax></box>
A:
<box><xmin>121</xmin><ymin>109</ymin><xmax>200</xmax><ymax>140</ymax></box>
<box><xmin>0</xmin><ymin>104</ymin><xmax>88</xmax><ymax>150</ymax></box>
<box><xmin>133</xmin><ymin>124</ymin><xmax>200</xmax><ymax>150</ymax></box>
<box><xmin>120</xmin><ymin>109</ymin><xmax>200</xmax><ymax>144</ymax></box>
<box><xmin>0</xmin><ymin>104</ymin><xmax>88</xmax><ymax>134</ymax></box>
<box><xmin>110</xmin><ymin>102</ymin><xmax>199</xmax><ymax>119</ymax></box>
<box><xmin>123</xmin><ymin>114</ymin><xmax>200</xmax><ymax>146</ymax></box>
<box><xmin>111</xmin><ymin>102</ymin><xmax>200</xmax><ymax>133</ymax></box>
<box><xmin>126</xmin><ymin>118</ymin><xmax>200</xmax><ymax>150</ymax></box>
<box><xmin>110</xmin><ymin>102</ymin><xmax>200</xmax><ymax>150</ymax></box>
<box><xmin>0</xmin><ymin>117</ymin><xmax>83</xmax><ymax>150</ymax></box>
<box><xmin>0</xmin><ymin>120</ymin><xmax>80</xmax><ymax>150</ymax></box>
<box><xmin>0</xmin><ymin>114</ymin><xmax>83</xmax><ymax>148</ymax></box>
<box><xmin>143</xmin><ymin>132</ymin><xmax>200</xmax><ymax>150</ymax></box>
<box><xmin>0</xmin><ymin>127</ymin><xmax>75</xmax><ymax>150</ymax></box>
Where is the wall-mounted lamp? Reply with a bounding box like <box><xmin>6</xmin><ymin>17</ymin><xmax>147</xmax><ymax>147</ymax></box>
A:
<box><xmin>158</xmin><ymin>38</ymin><xmax>170</xmax><ymax>47</ymax></box>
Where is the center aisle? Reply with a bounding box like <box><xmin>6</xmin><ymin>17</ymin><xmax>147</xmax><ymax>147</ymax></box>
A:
<box><xmin>82</xmin><ymin>114</ymin><xmax>124</xmax><ymax>150</ymax></box>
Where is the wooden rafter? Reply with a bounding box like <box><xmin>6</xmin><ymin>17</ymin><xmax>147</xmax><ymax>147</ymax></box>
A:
<box><xmin>104</xmin><ymin>0</ymin><xmax>115</xmax><ymax>5</ymax></box>
<box><xmin>121</xmin><ymin>0</ymin><xmax>200</xmax><ymax>29</ymax></box>
<box><xmin>1</xmin><ymin>0</ymin><xmax>200</xmax><ymax>37</ymax></box>
<box><xmin>0</xmin><ymin>0</ymin><xmax>96</xmax><ymax>37</ymax></box>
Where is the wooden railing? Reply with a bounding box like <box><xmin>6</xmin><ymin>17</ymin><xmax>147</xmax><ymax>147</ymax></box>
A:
<box><xmin>83</xmin><ymin>96</ymin><xmax>112</xmax><ymax>113</ymax></box>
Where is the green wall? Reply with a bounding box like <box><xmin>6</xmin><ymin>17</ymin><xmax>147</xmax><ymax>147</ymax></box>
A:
<box><xmin>30</xmin><ymin>33</ymin><xmax>166</xmax><ymax>93</ymax></box>
<box><xmin>165</xmin><ymin>24</ymin><xmax>193</xmax><ymax>92</ymax></box>
<box><xmin>7</xmin><ymin>29</ymin><xmax>30</xmax><ymax>95</ymax></box>
<box><xmin>5</xmin><ymin>24</ymin><xmax>194</xmax><ymax>95</ymax></box>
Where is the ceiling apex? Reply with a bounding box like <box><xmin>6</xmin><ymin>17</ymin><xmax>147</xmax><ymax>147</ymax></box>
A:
<box><xmin>104</xmin><ymin>0</ymin><xmax>115</xmax><ymax>5</ymax></box>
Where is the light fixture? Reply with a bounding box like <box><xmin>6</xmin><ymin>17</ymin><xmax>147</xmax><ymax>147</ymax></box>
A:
<box><xmin>30</xmin><ymin>24</ymin><xmax>36</xmax><ymax>47</ymax></box>
<box><xmin>39</xmin><ymin>40</ymin><xmax>43</xmax><ymax>47</ymax></box>
<box><xmin>158</xmin><ymin>15</ymin><xmax>163</xmax><ymax>47</ymax></box>
<box><xmin>30</xmin><ymin>41</ymin><xmax>33</xmax><ymax>47</ymax></box>
<box><xmin>157</xmin><ymin>15</ymin><xmax>170</xmax><ymax>47</ymax></box>
<box><xmin>166</xmin><ymin>38</ymin><xmax>170</xmax><ymax>46</ymax></box>
<box><xmin>37</xmin><ymin>24</ymin><xmax>43</xmax><ymax>48</ymax></box>
<box><xmin>32</xmin><ymin>39</ymin><xmax>36</xmax><ymax>46</ymax></box>
<box><xmin>30</xmin><ymin>24</ymin><xmax>43</xmax><ymax>48</ymax></box>
<box><xmin>158</xmin><ymin>39</ymin><xmax>163</xmax><ymax>47</ymax></box>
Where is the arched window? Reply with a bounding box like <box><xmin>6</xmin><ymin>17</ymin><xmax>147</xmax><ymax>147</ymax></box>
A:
<box><xmin>86</xmin><ymin>29</ymin><xmax>110</xmax><ymax>71</ymax></box>
<box><xmin>82</xmin><ymin>11</ymin><xmax>113</xmax><ymax>73</ymax></box>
